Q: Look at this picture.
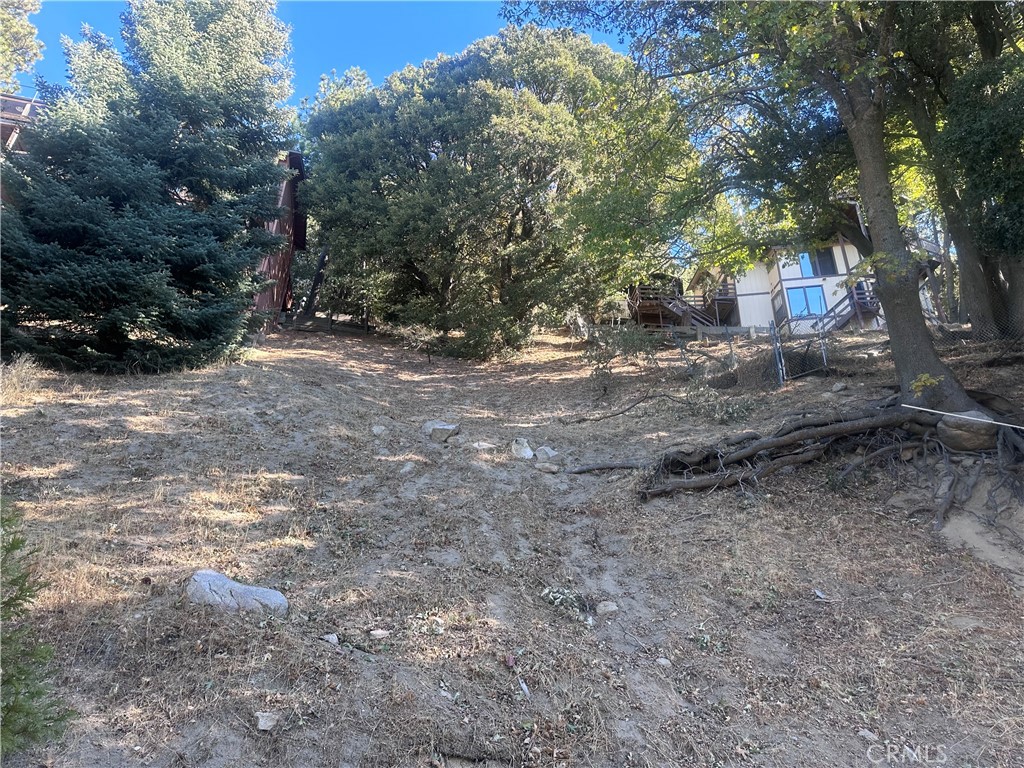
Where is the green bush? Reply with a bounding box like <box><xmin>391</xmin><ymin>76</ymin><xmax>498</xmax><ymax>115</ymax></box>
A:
<box><xmin>1</xmin><ymin>498</ymin><xmax>67</xmax><ymax>755</ymax></box>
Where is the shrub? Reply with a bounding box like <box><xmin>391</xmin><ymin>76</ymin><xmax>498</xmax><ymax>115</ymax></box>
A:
<box><xmin>583</xmin><ymin>324</ymin><xmax>664</xmax><ymax>376</ymax></box>
<box><xmin>1</xmin><ymin>497</ymin><xmax>67</xmax><ymax>754</ymax></box>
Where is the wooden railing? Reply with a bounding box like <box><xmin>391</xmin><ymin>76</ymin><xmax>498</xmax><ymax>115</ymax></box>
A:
<box><xmin>811</xmin><ymin>283</ymin><xmax>881</xmax><ymax>334</ymax></box>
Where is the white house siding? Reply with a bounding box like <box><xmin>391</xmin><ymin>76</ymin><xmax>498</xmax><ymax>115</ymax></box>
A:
<box><xmin>714</xmin><ymin>239</ymin><xmax>886</xmax><ymax>329</ymax></box>
<box><xmin>775</xmin><ymin>241</ymin><xmax>866</xmax><ymax>319</ymax></box>
<box><xmin>734</xmin><ymin>263</ymin><xmax>776</xmax><ymax>327</ymax></box>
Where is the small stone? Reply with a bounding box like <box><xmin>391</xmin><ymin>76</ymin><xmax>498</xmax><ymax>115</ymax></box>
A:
<box><xmin>831</xmin><ymin>382</ymin><xmax>848</xmax><ymax>393</ymax></box>
<box><xmin>511</xmin><ymin>438</ymin><xmax>534</xmax><ymax>460</ymax></box>
<box><xmin>656</xmin><ymin>657</ymin><xmax>672</xmax><ymax>668</ymax></box>
<box><xmin>857</xmin><ymin>729</ymin><xmax>879</xmax><ymax>743</ymax></box>
<box><xmin>186</xmin><ymin>570</ymin><xmax>288</xmax><ymax>617</ymax></box>
<box><xmin>372</xmin><ymin>425</ymin><xmax>386</xmax><ymax>436</ymax></box>
<box><xmin>472</xmin><ymin>441</ymin><xmax>497</xmax><ymax>451</ymax></box>
<box><xmin>321</xmin><ymin>633</ymin><xmax>339</xmax><ymax>646</ymax></box>
<box><xmin>368</xmin><ymin>629</ymin><xmax>391</xmax><ymax>640</ymax></box>
<box><xmin>595</xmin><ymin>600</ymin><xmax>619</xmax><ymax>616</ymax></box>
<box><xmin>422</xmin><ymin>420</ymin><xmax>461</xmax><ymax>442</ymax></box>
<box><xmin>535</xmin><ymin>462</ymin><xmax>560</xmax><ymax>473</ymax></box>
<box><xmin>255</xmin><ymin>712</ymin><xmax>281</xmax><ymax>731</ymax></box>
<box><xmin>535</xmin><ymin>446</ymin><xmax>562</xmax><ymax>464</ymax></box>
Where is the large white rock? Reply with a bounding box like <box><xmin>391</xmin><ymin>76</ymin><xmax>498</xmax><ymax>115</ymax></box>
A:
<box><xmin>421</xmin><ymin>420</ymin><xmax>461</xmax><ymax>442</ymax></box>
<box><xmin>937</xmin><ymin>410</ymin><xmax>998</xmax><ymax>452</ymax></box>
<box><xmin>186</xmin><ymin>570</ymin><xmax>288</xmax><ymax>617</ymax></box>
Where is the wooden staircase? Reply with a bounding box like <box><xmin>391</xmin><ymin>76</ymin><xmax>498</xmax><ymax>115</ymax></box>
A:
<box><xmin>811</xmin><ymin>284</ymin><xmax>882</xmax><ymax>334</ymax></box>
<box><xmin>628</xmin><ymin>285</ymin><xmax>721</xmax><ymax>329</ymax></box>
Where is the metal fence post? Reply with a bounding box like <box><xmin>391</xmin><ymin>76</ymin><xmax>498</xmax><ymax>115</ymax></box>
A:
<box><xmin>769</xmin><ymin>321</ymin><xmax>786</xmax><ymax>388</ymax></box>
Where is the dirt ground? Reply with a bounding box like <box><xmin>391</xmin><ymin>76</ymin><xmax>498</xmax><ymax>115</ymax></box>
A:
<box><xmin>2</xmin><ymin>328</ymin><xmax>1023</xmax><ymax>768</ymax></box>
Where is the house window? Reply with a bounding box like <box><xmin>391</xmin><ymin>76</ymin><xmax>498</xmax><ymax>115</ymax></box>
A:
<box><xmin>798</xmin><ymin>248</ymin><xmax>838</xmax><ymax>277</ymax></box>
<box><xmin>786</xmin><ymin>286</ymin><xmax>827</xmax><ymax>316</ymax></box>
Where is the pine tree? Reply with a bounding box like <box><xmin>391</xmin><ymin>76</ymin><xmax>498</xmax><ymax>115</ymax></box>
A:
<box><xmin>1</xmin><ymin>0</ymin><xmax>293</xmax><ymax>372</ymax></box>
<box><xmin>1</xmin><ymin>497</ymin><xmax>68</xmax><ymax>754</ymax></box>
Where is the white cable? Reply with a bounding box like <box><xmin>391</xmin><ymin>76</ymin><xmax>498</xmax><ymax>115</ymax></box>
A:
<box><xmin>900</xmin><ymin>404</ymin><xmax>1023</xmax><ymax>431</ymax></box>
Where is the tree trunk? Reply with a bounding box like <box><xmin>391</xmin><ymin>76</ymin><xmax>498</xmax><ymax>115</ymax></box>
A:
<box><xmin>902</xmin><ymin>96</ymin><xmax>1005</xmax><ymax>338</ymax></box>
<box><xmin>301</xmin><ymin>246</ymin><xmax>330</xmax><ymax>317</ymax></box>
<box><xmin>844</xmin><ymin>106</ymin><xmax>974</xmax><ymax>410</ymax></box>
<box><xmin>1001</xmin><ymin>255</ymin><xmax>1024</xmax><ymax>338</ymax></box>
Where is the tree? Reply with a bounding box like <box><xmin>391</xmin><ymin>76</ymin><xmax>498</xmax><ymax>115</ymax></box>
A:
<box><xmin>1</xmin><ymin>497</ymin><xmax>68</xmax><ymax>753</ymax></box>
<box><xmin>509</xmin><ymin>1</ymin><xmax>980</xmax><ymax>409</ymax></box>
<box><xmin>0</xmin><ymin>0</ymin><xmax>42</xmax><ymax>92</ymax></box>
<box><xmin>304</xmin><ymin>26</ymin><xmax>683</xmax><ymax>357</ymax></box>
<box><xmin>1</xmin><ymin>0</ymin><xmax>293</xmax><ymax>372</ymax></box>
<box><xmin>938</xmin><ymin>21</ymin><xmax>1024</xmax><ymax>338</ymax></box>
<box><xmin>887</xmin><ymin>1</ymin><xmax>1023</xmax><ymax>339</ymax></box>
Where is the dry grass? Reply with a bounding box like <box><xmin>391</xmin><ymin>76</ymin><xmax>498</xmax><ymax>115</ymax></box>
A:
<box><xmin>1</xmin><ymin>354</ymin><xmax>46</xmax><ymax>405</ymax></box>
<box><xmin>2</xmin><ymin>330</ymin><xmax>1022</xmax><ymax>767</ymax></box>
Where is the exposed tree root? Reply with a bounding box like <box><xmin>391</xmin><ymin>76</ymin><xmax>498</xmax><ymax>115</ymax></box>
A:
<box><xmin>837</xmin><ymin>439</ymin><xmax>923</xmax><ymax>484</ymax></box>
<box><xmin>634</xmin><ymin>404</ymin><xmax>1023</xmax><ymax>500</ymax></box>
<box><xmin>642</xmin><ymin>443</ymin><xmax>828</xmax><ymax>498</ymax></box>
<box><xmin>567</xmin><ymin>460</ymin><xmax>648</xmax><ymax>474</ymax></box>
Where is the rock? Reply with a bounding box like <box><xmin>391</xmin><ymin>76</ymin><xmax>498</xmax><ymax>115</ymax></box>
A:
<box><xmin>448</xmin><ymin>435</ymin><xmax>466</xmax><ymax>448</ymax></box>
<box><xmin>511</xmin><ymin>438</ymin><xmax>534</xmax><ymax>460</ymax></box>
<box><xmin>372</xmin><ymin>425</ymin><xmax>386</xmax><ymax>436</ymax></box>
<box><xmin>937</xmin><ymin>410</ymin><xmax>998</xmax><ymax>452</ymax></box>
<box><xmin>368</xmin><ymin>629</ymin><xmax>391</xmax><ymax>640</ymax></box>
<box><xmin>535</xmin><ymin>462</ymin><xmax>561</xmax><ymax>474</ymax></box>
<box><xmin>321</xmin><ymin>633</ymin><xmax>339</xmax><ymax>646</ymax></box>
<box><xmin>946</xmin><ymin>615</ymin><xmax>986</xmax><ymax>631</ymax></box>
<box><xmin>400</xmin><ymin>461</ymin><xmax>416</xmax><ymax>474</ymax></box>
<box><xmin>857</xmin><ymin>729</ymin><xmax>879</xmax><ymax>743</ymax></box>
<box><xmin>421</xmin><ymin>420</ymin><xmax>461</xmax><ymax>442</ymax></box>
<box><xmin>656</xmin><ymin>657</ymin><xmax>672</xmax><ymax>668</ymax></box>
<box><xmin>255</xmin><ymin>712</ymin><xmax>281</xmax><ymax>731</ymax></box>
<box><xmin>471</xmin><ymin>441</ymin><xmax>497</xmax><ymax>451</ymax></box>
<box><xmin>595</xmin><ymin>600</ymin><xmax>619</xmax><ymax>616</ymax></box>
<box><xmin>185</xmin><ymin>570</ymin><xmax>288</xmax><ymax>617</ymax></box>
<box><xmin>535</xmin><ymin>446</ymin><xmax>562</xmax><ymax>464</ymax></box>
<box><xmin>831</xmin><ymin>382</ymin><xmax>849</xmax><ymax>393</ymax></box>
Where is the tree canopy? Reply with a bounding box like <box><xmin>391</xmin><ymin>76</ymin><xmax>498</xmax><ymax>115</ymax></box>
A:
<box><xmin>2</xmin><ymin>0</ymin><xmax>294</xmax><ymax>372</ymax></box>
<box><xmin>0</xmin><ymin>0</ymin><xmax>42</xmax><ymax>93</ymax></box>
<box><xmin>303</xmin><ymin>25</ymin><xmax>687</xmax><ymax>357</ymax></box>
<box><xmin>507</xmin><ymin>1</ymin><xmax>1023</xmax><ymax>408</ymax></box>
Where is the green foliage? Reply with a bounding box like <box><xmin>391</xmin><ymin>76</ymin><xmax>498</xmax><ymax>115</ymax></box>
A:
<box><xmin>1</xmin><ymin>0</ymin><xmax>294</xmax><ymax>373</ymax></box>
<box><xmin>943</xmin><ymin>56</ymin><xmax>1024</xmax><ymax>264</ymax></box>
<box><xmin>1</xmin><ymin>497</ymin><xmax>68</xmax><ymax>754</ymax></box>
<box><xmin>304</xmin><ymin>26</ymin><xmax>682</xmax><ymax>358</ymax></box>
<box><xmin>909</xmin><ymin>373</ymin><xmax>943</xmax><ymax>400</ymax></box>
<box><xmin>0</xmin><ymin>0</ymin><xmax>41</xmax><ymax>92</ymax></box>
<box><xmin>582</xmin><ymin>324</ymin><xmax>663</xmax><ymax>383</ymax></box>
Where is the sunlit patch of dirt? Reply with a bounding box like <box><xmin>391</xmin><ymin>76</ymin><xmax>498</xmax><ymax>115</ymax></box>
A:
<box><xmin>2</xmin><ymin>329</ymin><xmax>1022</xmax><ymax>768</ymax></box>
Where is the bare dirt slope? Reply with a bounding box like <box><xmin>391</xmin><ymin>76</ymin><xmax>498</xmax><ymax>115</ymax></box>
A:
<box><xmin>3</xmin><ymin>330</ymin><xmax>1023</xmax><ymax>768</ymax></box>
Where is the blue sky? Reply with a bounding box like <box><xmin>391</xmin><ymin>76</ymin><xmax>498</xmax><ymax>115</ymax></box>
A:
<box><xmin>18</xmin><ymin>1</ymin><xmax>534</xmax><ymax>105</ymax></box>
